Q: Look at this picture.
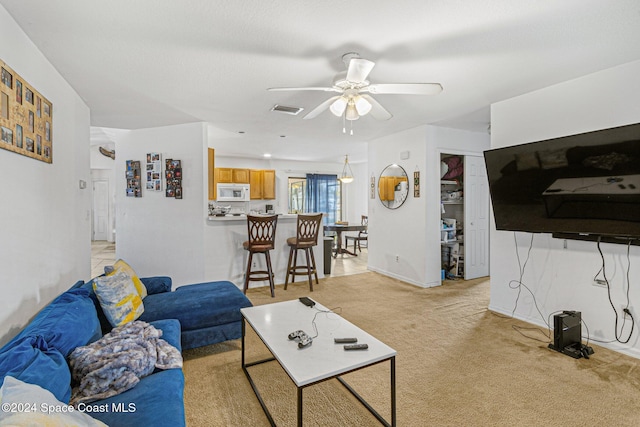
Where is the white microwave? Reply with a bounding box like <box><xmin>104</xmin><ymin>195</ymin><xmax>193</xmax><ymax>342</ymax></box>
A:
<box><xmin>217</xmin><ymin>183</ymin><xmax>250</xmax><ymax>201</ymax></box>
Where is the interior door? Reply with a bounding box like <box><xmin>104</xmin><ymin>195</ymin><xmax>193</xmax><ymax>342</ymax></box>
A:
<box><xmin>92</xmin><ymin>179</ymin><xmax>109</xmax><ymax>241</ymax></box>
<box><xmin>464</xmin><ymin>155</ymin><xmax>490</xmax><ymax>279</ymax></box>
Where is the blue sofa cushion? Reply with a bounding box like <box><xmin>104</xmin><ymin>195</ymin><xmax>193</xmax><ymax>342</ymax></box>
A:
<box><xmin>141</xmin><ymin>276</ymin><xmax>172</xmax><ymax>295</ymax></box>
<box><xmin>13</xmin><ymin>288</ymin><xmax>101</xmax><ymax>357</ymax></box>
<box><xmin>139</xmin><ymin>281</ymin><xmax>252</xmax><ymax>331</ymax></box>
<box><xmin>0</xmin><ymin>336</ymin><xmax>71</xmax><ymax>403</ymax></box>
<box><xmin>148</xmin><ymin>319</ymin><xmax>181</xmax><ymax>352</ymax></box>
<box><xmin>84</xmin><ymin>368</ymin><xmax>185</xmax><ymax>427</ymax></box>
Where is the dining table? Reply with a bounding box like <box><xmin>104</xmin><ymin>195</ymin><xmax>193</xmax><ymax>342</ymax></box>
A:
<box><xmin>324</xmin><ymin>223</ymin><xmax>368</xmax><ymax>257</ymax></box>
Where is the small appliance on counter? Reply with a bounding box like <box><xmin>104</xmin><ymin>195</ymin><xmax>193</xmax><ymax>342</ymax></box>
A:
<box><xmin>208</xmin><ymin>203</ymin><xmax>231</xmax><ymax>216</ymax></box>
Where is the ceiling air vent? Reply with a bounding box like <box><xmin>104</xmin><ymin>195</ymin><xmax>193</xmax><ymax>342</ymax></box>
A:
<box><xmin>271</xmin><ymin>104</ymin><xmax>304</xmax><ymax>116</ymax></box>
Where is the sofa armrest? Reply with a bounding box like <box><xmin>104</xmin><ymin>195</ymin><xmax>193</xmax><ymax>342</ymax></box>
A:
<box><xmin>141</xmin><ymin>276</ymin><xmax>172</xmax><ymax>295</ymax></box>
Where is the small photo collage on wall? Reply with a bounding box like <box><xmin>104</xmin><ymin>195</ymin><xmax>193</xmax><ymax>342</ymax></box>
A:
<box><xmin>126</xmin><ymin>160</ymin><xmax>142</xmax><ymax>197</ymax></box>
<box><xmin>165</xmin><ymin>159</ymin><xmax>182</xmax><ymax>199</ymax></box>
<box><xmin>146</xmin><ymin>152</ymin><xmax>162</xmax><ymax>191</ymax></box>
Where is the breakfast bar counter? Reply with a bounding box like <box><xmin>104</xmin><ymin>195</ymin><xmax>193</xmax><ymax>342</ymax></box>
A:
<box><xmin>204</xmin><ymin>214</ymin><xmax>325</xmax><ymax>292</ymax></box>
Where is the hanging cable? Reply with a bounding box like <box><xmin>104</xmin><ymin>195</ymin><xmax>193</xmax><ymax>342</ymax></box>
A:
<box><xmin>596</xmin><ymin>237</ymin><xmax>634</xmax><ymax>344</ymax></box>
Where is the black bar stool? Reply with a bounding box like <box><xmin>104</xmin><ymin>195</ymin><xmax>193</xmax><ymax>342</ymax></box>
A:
<box><xmin>284</xmin><ymin>213</ymin><xmax>323</xmax><ymax>291</ymax></box>
<box><xmin>243</xmin><ymin>214</ymin><xmax>278</xmax><ymax>297</ymax></box>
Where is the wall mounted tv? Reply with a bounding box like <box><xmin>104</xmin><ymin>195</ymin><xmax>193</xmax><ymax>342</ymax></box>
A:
<box><xmin>484</xmin><ymin>122</ymin><xmax>640</xmax><ymax>245</ymax></box>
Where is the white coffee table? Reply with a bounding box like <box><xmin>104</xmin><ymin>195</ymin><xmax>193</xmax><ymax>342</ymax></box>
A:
<box><xmin>241</xmin><ymin>299</ymin><xmax>397</xmax><ymax>426</ymax></box>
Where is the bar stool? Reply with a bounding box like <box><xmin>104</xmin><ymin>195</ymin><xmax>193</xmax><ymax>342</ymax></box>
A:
<box><xmin>284</xmin><ymin>213</ymin><xmax>323</xmax><ymax>291</ymax></box>
<box><xmin>243</xmin><ymin>214</ymin><xmax>278</xmax><ymax>297</ymax></box>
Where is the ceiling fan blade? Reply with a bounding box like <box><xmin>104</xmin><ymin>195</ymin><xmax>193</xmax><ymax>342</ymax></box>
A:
<box><xmin>267</xmin><ymin>86</ymin><xmax>340</xmax><ymax>92</ymax></box>
<box><xmin>366</xmin><ymin>83</ymin><xmax>443</xmax><ymax>95</ymax></box>
<box><xmin>303</xmin><ymin>96</ymin><xmax>342</xmax><ymax>119</ymax></box>
<box><xmin>346</xmin><ymin>58</ymin><xmax>375</xmax><ymax>83</ymax></box>
<box><xmin>361</xmin><ymin>95</ymin><xmax>392</xmax><ymax>120</ymax></box>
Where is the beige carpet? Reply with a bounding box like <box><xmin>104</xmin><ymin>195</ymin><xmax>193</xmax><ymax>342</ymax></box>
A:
<box><xmin>183</xmin><ymin>273</ymin><xmax>640</xmax><ymax>426</ymax></box>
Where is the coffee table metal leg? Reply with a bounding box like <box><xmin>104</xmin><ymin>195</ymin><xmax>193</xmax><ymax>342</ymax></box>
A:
<box><xmin>297</xmin><ymin>387</ymin><xmax>303</xmax><ymax>427</ymax></box>
<box><xmin>336</xmin><ymin>356</ymin><xmax>396</xmax><ymax>427</ymax></box>
<box><xmin>242</xmin><ymin>319</ymin><xmax>277</xmax><ymax>427</ymax></box>
<box><xmin>391</xmin><ymin>356</ymin><xmax>396</xmax><ymax>427</ymax></box>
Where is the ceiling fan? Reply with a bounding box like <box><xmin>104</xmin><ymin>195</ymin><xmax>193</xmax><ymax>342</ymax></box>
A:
<box><xmin>268</xmin><ymin>52</ymin><xmax>443</xmax><ymax>122</ymax></box>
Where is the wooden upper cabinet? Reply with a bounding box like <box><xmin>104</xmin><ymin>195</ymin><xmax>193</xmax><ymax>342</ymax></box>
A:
<box><xmin>215</xmin><ymin>167</ymin><xmax>250</xmax><ymax>184</ymax></box>
<box><xmin>232</xmin><ymin>168</ymin><xmax>250</xmax><ymax>183</ymax></box>
<box><xmin>216</xmin><ymin>168</ymin><xmax>233</xmax><ymax>183</ymax></box>
<box><xmin>249</xmin><ymin>169</ymin><xmax>276</xmax><ymax>200</ymax></box>
<box><xmin>214</xmin><ymin>167</ymin><xmax>275</xmax><ymax>199</ymax></box>
<box><xmin>249</xmin><ymin>170</ymin><xmax>263</xmax><ymax>199</ymax></box>
<box><xmin>262</xmin><ymin>169</ymin><xmax>276</xmax><ymax>199</ymax></box>
<box><xmin>208</xmin><ymin>148</ymin><xmax>215</xmax><ymax>200</ymax></box>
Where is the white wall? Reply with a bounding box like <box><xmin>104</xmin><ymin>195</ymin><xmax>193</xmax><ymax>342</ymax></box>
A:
<box><xmin>368</xmin><ymin>126</ymin><xmax>429</xmax><ymax>286</ymax></box>
<box><xmin>490</xmin><ymin>59</ymin><xmax>640</xmax><ymax>358</ymax></box>
<box><xmin>115</xmin><ymin>122</ymin><xmax>207</xmax><ymax>287</ymax></box>
<box><xmin>0</xmin><ymin>6</ymin><xmax>91</xmax><ymax>345</ymax></box>
<box><xmin>368</xmin><ymin>125</ymin><xmax>489</xmax><ymax>287</ymax></box>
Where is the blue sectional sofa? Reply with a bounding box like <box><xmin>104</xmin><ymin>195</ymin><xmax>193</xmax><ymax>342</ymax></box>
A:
<box><xmin>0</xmin><ymin>276</ymin><xmax>252</xmax><ymax>426</ymax></box>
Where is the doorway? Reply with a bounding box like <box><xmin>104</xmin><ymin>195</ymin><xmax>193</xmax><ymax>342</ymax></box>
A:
<box><xmin>92</xmin><ymin>179</ymin><xmax>109</xmax><ymax>241</ymax></box>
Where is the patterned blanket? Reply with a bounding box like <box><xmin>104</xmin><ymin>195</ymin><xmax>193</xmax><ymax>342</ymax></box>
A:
<box><xmin>68</xmin><ymin>320</ymin><xmax>183</xmax><ymax>405</ymax></box>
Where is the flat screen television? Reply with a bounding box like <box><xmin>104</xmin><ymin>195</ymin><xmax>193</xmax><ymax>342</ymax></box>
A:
<box><xmin>483</xmin><ymin>122</ymin><xmax>640</xmax><ymax>245</ymax></box>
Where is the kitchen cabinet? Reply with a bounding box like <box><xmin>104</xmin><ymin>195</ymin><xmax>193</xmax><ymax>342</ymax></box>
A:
<box><xmin>208</xmin><ymin>149</ymin><xmax>215</xmax><ymax>200</ymax></box>
<box><xmin>249</xmin><ymin>170</ymin><xmax>263</xmax><ymax>199</ymax></box>
<box><xmin>215</xmin><ymin>168</ymin><xmax>250</xmax><ymax>184</ymax></box>
<box><xmin>249</xmin><ymin>169</ymin><xmax>276</xmax><ymax>200</ymax></box>
<box><xmin>262</xmin><ymin>169</ymin><xmax>276</xmax><ymax>199</ymax></box>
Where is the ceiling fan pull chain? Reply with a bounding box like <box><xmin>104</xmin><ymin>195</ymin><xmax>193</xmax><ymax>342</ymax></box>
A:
<box><xmin>342</xmin><ymin>113</ymin><xmax>346</xmax><ymax>134</ymax></box>
<box><xmin>350</xmin><ymin>120</ymin><xmax>354</xmax><ymax>136</ymax></box>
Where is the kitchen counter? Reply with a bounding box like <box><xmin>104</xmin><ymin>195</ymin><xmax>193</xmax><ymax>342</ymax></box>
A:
<box><xmin>204</xmin><ymin>213</ymin><xmax>324</xmax><ymax>292</ymax></box>
<box><xmin>207</xmin><ymin>213</ymin><xmax>297</xmax><ymax>221</ymax></box>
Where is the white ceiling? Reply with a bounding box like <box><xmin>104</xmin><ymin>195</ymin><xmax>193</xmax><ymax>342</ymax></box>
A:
<box><xmin>2</xmin><ymin>1</ymin><xmax>640</xmax><ymax>164</ymax></box>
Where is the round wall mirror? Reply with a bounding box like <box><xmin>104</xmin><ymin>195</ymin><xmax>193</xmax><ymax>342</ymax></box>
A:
<box><xmin>378</xmin><ymin>164</ymin><xmax>409</xmax><ymax>209</ymax></box>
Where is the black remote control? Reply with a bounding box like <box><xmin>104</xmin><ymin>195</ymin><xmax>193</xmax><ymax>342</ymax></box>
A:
<box><xmin>344</xmin><ymin>343</ymin><xmax>368</xmax><ymax>351</ymax></box>
<box><xmin>299</xmin><ymin>297</ymin><xmax>315</xmax><ymax>307</ymax></box>
<box><xmin>334</xmin><ymin>338</ymin><xmax>358</xmax><ymax>344</ymax></box>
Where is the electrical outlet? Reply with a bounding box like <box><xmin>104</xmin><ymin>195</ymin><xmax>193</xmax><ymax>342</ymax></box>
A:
<box><xmin>395</xmin><ymin>255</ymin><xmax>399</xmax><ymax>263</ymax></box>
<box><xmin>252</xmin><ymin>261</ymin><xmax>257</xmax><ymax>268</ymax></box>
<box><xmin>593</xmin><ymin>279</ymin><xmax>607</xmax><ymax>288</ymax></box>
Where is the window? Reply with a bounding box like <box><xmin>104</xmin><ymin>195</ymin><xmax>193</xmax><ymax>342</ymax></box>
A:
<box><xmin>288</xmin><ymin>175</ymin><xmax>341</xmax><ymax>224</ymax></box>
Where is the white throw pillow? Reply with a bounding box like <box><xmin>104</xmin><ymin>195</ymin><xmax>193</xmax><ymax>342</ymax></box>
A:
<box><xmin>0</xmin><ymin>376</ymin><xmax>107</xmax><ymax>426</ymax></box>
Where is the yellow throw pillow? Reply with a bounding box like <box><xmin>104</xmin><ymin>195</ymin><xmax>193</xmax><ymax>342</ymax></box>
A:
<box><xmin>107</xmin><ymin>259</ymin><xmax>147</xmax><ymax>299</ymax></box>
<box><xmin>93</xmin><ymin>272</ymin><xmax>144</xmax><ymax>327</ymax></box>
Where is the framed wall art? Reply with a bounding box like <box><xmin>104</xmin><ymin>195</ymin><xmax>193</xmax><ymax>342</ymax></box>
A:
<box><xmin>0</xmin><ymin>59</ymin><xmax>53</xmax><ymax>163</ymax></box>
<box><xmin>165</xmin><ymin>158</ymin><xmax>182</xmax><ymax>199</ymax></box>
<box><xmin>126</xmin><ymin>160</ymin><xmax>142</xmax><ymax>197</ymax></box>
<box><xmin>146</xmin><ymin>152</ymin><xmax>162</xmax><ymax>191</ymax></box>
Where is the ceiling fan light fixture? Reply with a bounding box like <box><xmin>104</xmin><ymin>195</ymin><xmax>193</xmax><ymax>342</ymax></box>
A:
<box><xmin>353</xmin><ymin>95</ymin><xmax>372</xmax><ymax>116</ymax></box>
<box><xmin>340</xmin><ymin>154</ymin><xmax>354</xmax><ymax>183</ymax></box>
<box><xmin>329</xmin><ymin>97</ymin><xmax>347</xmax><ymax>117</ymax></box>
<box><xmin>345</xmin><ymin>102</ymin><xmax>359</xmax><ymax>121</ymax></box>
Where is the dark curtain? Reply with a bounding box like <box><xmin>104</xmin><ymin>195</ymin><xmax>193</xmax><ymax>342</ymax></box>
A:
<box><xmin>306</xmin><ymin>174</ymin><xmax>338</xmax><ymax>224</ymax></box>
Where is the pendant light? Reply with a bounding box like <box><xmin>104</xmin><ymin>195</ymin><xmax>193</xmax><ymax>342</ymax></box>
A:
<box><xmin>340</xmin><ymin>154</ymin><xmax>354</xmax><ymax>183</ymax></box>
